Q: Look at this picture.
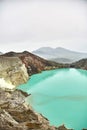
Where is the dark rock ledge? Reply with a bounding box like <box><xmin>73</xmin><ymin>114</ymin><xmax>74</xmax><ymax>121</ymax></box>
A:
<box><xmin>0</xmin><ymin>88</ymin><xmax>72</xmax><ymax>130</ymax></box>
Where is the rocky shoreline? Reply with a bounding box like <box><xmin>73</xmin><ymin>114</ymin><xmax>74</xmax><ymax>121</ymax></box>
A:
<box><xmin>0</xmin><ymin>88</ymin><xmax>72</xmax><ymax>130</ymax></box>
<box><xmin>0</xmin><ymin>51</ymin><xmax>87</xmax><ymax>130</ymax></box>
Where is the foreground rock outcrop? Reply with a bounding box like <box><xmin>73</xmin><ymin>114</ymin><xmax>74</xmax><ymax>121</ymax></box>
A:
<box><xmin>0</xmin><ymin>88</ymin><xmax>71</xmax><ymax>130</ymax></box>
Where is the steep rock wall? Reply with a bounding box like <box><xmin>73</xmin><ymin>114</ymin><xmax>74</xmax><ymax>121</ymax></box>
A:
<box><xmin>0</xmin><ymin>56</ymin><xmax>29</xmax><ymax>89</ymax></box>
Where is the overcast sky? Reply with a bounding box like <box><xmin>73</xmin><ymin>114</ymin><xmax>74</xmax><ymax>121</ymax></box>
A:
<box><xmin>0</xmin><ymin>0</ymin><xmax>87</xmax><ymax>53</ymax></box>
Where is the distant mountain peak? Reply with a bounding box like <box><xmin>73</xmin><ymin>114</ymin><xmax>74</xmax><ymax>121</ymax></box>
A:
<box><xmin>35</xmin><ymin>47</ymin><xmax>54</xmax><ymax>51</ymax></box>
<box><xmin>55</xmin><ymin>47</ymin><xmax>73</xmax><ymax>52</ymax></box>
<box><xmin>55</xmin><ymin>47</ymin><xmax>65</xmax><ymax>49</ymax></box>
<box><xmin>39</xmin><ymin>46</ymin><xmax>53</xmax><ymax>49</ymax></box>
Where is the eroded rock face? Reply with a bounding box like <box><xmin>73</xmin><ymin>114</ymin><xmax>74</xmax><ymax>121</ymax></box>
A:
<box><xmin>0</xmin><ymin>88</ymin><xmax>70</xmax><ymax>130</ymax></box>
<box><xmin>3</xmin><ymin>51</ymin><xmax>66</xmax><ymax>75</ymax></box>
<box><xmin>0</xmin><ymin>51</ymin><xmax>66</xmax><ymax>90</ymax></box>
<box><xmin>0</xmin><ymin>56</ymin><xmax>29</xmax><ymax>88</ymax></box>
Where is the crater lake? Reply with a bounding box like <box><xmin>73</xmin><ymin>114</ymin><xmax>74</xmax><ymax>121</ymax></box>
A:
<box><xmin>18</xmin><ymin>68</ymin><xmax>87</xmax><ymax>130</ymax></box>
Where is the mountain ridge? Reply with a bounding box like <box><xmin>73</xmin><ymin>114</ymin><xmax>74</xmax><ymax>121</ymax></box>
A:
<box><xmin>32</xmin><ymin>47</ymin><xmax>87</xmax><ymax>63</ymax></box>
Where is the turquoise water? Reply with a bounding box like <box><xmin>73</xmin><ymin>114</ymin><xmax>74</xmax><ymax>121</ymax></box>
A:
<box><xmin>18</xmin><ymin>68</ymin><xmax>87</xmax><ymax>130</ymax></box>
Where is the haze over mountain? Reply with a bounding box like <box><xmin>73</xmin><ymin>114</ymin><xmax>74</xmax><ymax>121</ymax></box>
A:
<box><xmin>32</xmin><ymin>47</ymin><xmax>87</xmax><ymax>63</ymax></box>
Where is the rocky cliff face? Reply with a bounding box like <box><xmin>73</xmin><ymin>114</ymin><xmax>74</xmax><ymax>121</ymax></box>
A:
<box><xmin>3</xmin><ymin>51</ymin><xmax>66</xmax><ymax>75</ymax></box>
<box><xmin>0</xmin><ymin>51</ymin><xmax>67</xmax><ymax>88</ymax></box>
<box><xmin>0</xmin><ymin>56</ymin><xmax>29</xmax><ymax>88</ymax></box>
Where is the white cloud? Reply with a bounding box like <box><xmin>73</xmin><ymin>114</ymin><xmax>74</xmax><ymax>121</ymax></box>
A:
<box><xmin>0</xmin><ymin>0</ymin><xmax>87</xmax><ymax>52</ymax></box>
